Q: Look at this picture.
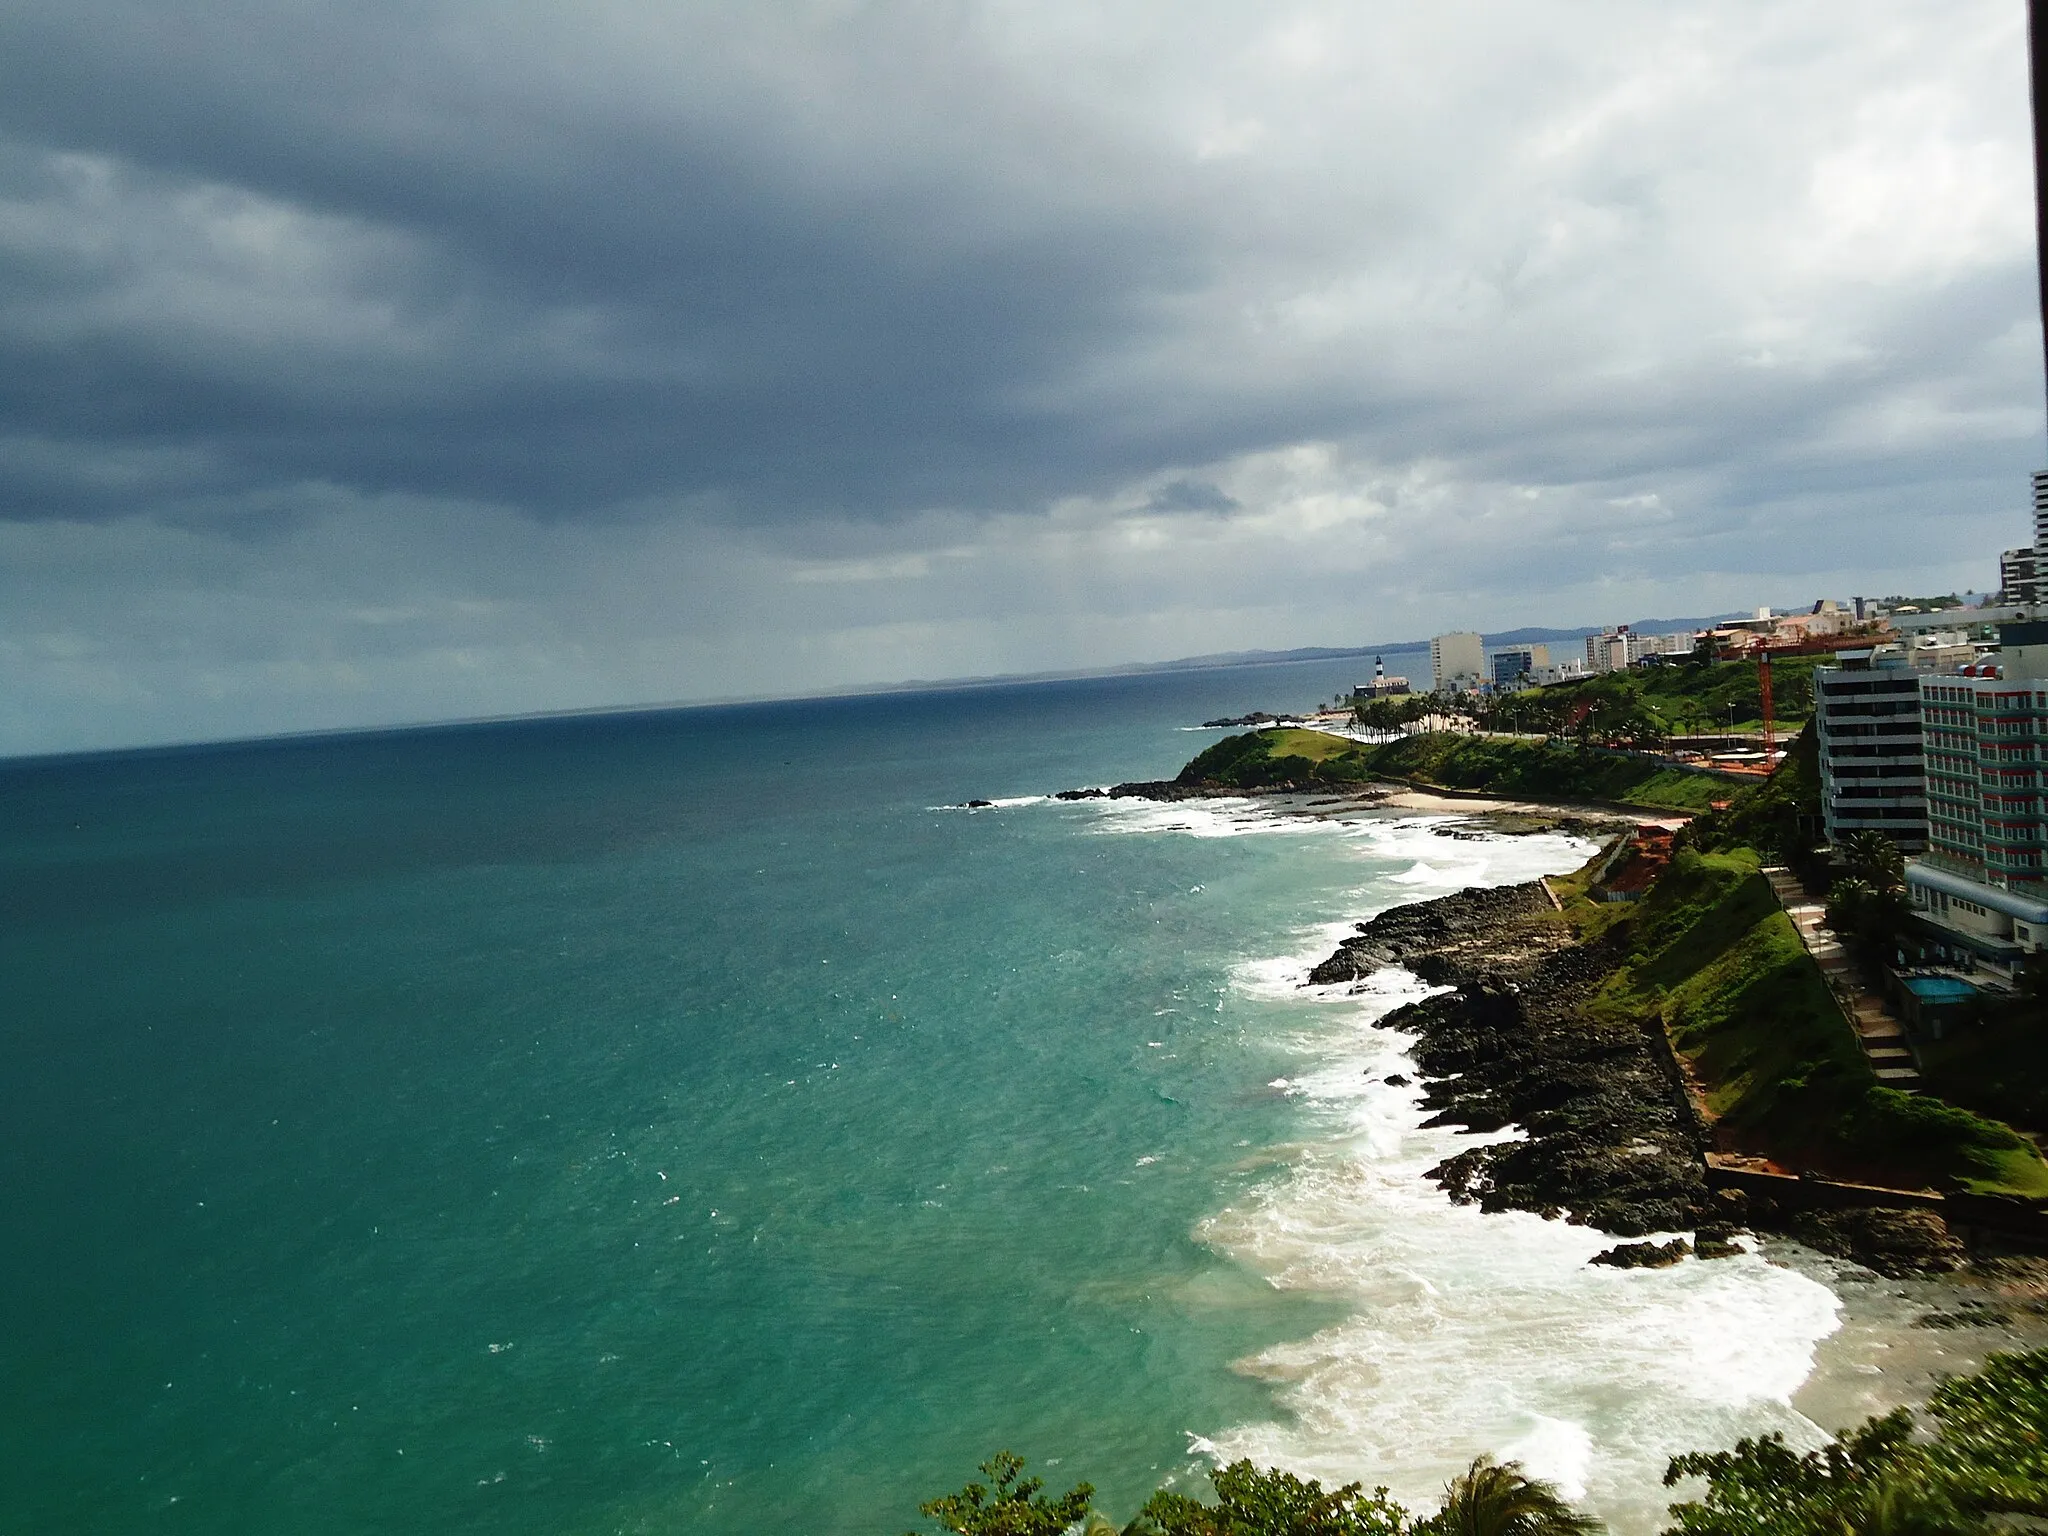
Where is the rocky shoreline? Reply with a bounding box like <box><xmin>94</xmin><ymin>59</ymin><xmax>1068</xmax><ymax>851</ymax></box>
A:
<box><xmin>1319</xmin><ymin>880</ymin><xmax>1711</xmax><ymax>1239</ymax></box>
<box><xmin>1315</xmin><ymin>879</ymin><xmax>1980</xmax><ymax>1278</ymax></box>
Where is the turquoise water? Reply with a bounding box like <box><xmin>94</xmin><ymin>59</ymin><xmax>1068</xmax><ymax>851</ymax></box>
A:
<box><xmin>1904</xmin><ymin>975</ymin><xmax>1978</xmax><ymax>1000</ymax></box>
<box><xmin>2</xmin><ymin>663</ymin><xmax>1846</xmax><ymax>1534</ymax></box>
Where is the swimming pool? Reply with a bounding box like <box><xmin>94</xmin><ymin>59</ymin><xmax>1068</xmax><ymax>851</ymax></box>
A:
<box><xmin>1904</xmin><ymin>975</ymin><xmax>1979</xmax><ymax>1001</ymax></box>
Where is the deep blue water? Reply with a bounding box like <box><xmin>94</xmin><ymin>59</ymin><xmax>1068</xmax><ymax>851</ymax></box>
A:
<box><xmin>0</xmin><ymin>660</ymin><xmax>1401</xmax><ymax>1533</ymax></box>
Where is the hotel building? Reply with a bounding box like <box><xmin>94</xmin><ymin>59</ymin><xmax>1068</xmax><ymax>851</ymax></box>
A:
<box><xmin>1813</xmin><ymin>648</ymin><xmax>1926</xmax><ymax>852</ymax></box>
<box><xmin>1907</xmin><ymin>620</ymin><xmax>2048</xmax><ymax>963</ymax></box>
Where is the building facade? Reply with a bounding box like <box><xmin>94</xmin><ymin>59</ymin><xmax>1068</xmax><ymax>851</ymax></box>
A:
<box><xmin>2002</xmin><ymin>545</ymin><xmax>2041</xmax><ymax>609</ymax></box>
<box><xmin>1489</xmin><ymin>644</ymin><xmax>1549</xmax><ymax>689</ymax></box>
<box><xmin>1814</xmin><ymin>649</ymin><xmax>1927</xmax><ymax>852</ymax></box>
<box><xmin>1530</xmin><ymin>659</ymin><xmax>1589</xmax><ymax>686</ymax></box>
<box><xmin>1584</xmin><ymin>628</ymin><xmax>1636</xmax><ymax>674</ymax></box>
<box><xmin>1906</xmin><ymin>621</ymin><xmax>2048</xmax><ymax>963</ymax></box>
<box><xmin>1430</xmin><ymin>631</ymin><xmax>1485</xmax><ymax>693</ymax></box>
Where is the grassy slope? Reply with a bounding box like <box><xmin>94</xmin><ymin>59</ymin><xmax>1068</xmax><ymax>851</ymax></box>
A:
<box><xmin>1917</xmin><ymin>1022</ymin><xmax>2048</xmax><ymax>1140</ymax></box>
<box><xmin>1176</xmin><ymin>728</ymin><xmax>1376</xmax><ymax>788</ymax></box>
<box><xmin>1364</xmin><ymin>733</ymin><xmax>1726</xmax><ymax>810</ymax></box>
<box><xmin>1177</xmin><ymin>728</ymin><xmax>1727</xmax><ymax>808</ymax></box>
<box><xmin>1526</xmin><ymin>654</ymin><xmax>1823</xmax><ymax>733</ymax></box>
<box><xmin>1562</xmin><ymin>848</ymin><xmax>2048</xmax><ymax>1197</ymax></box>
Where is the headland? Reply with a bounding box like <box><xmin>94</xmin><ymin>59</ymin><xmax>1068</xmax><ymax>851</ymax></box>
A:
<box><xmin>1057</xmin><ymin>721</ymin><xmax>2048</xmax><ymax>1284</ymax></box>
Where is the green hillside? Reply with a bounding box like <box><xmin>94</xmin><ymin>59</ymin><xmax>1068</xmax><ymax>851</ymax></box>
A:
<box><xmin>1561</xmin><ymin>847</ymin><xmax>2047</xmax><ymax>1196</ymax></box>
<box><xmin>1474</xmin><ymin>653</ymin><xmax>1823</xmax><ymax>738</ymax></box>
<box><xmin>1177</xmin><ymin>727</ymin><xmax>1728</xmax><ymax>810</ymax></box>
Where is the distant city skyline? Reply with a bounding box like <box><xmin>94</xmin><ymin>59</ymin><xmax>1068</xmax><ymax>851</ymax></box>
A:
<box><xmin>0</xmin><ymin>1</ymin><xmax>2041</xmax><ymax>756</ymax></box>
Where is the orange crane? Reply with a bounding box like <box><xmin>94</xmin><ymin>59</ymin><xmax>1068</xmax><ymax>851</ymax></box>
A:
<box><xmin>1758</xmin><ymin>649</ymin><xmax>1777</xmax><ymax>766</ymax></box>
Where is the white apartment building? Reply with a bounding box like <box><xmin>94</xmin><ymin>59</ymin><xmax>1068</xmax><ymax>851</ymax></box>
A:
<box><xmin>1582</xmin><ymin>625</ymin><xmax>1696</xmax><ymax>673</ymax></box>
<box><xmin>1430</xmin><ymin>631</ymin><xmax>1486</xmax><ymax>693</ymax></box>
<box><xmin>1584</xmin><ymin>629</ymin><xmax>1635</xmax><ymax>674</ymax></box>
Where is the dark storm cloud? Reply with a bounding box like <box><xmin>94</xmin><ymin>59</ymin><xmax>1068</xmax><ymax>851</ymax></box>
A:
<box><xmin>0</xmin><ymin>1</ymin><xmax>1247</xmax><ymax>521</ymax></box>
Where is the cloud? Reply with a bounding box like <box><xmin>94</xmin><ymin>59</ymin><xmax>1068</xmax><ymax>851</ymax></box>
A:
<box><xmin>0</xmin><ymin>0</ymin><xmax>2039</xmax><ymax>752</ymax></box>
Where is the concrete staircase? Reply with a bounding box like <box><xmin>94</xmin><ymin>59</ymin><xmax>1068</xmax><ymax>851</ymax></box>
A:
<box><xmin>1761</xmin><ymin>866</ymin><xmax>1922</xmax><ymax>1090</ymax></box>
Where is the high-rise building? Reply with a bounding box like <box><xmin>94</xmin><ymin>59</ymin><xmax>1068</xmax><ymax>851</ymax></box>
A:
<box><xmin>1489</xmin><ymin>644</ymin><xmax>1549</xmax><ymax>689</ymax></box>
<box><xmin>1429</xmin><ymin>631</ymin><xmax>1485</xmax><ymax>693</ymax></box>
<box><xmin>2002</xmin><ymin>545</ymin><xmax>2041</xmax><ymax>608</ymax></box>
<box><xmin>1813</xmin><ymin>648</ymin><xmax>1926</xmax><ymax>852</ymax></box>
<box><xmin>1906</xmin><ymin>621</ymin><xmax>2048</xmax><ymax>963</ymax></box>
<box><xmin>1584</xmin><ymin>628</ymin><xmax>1634</xmax><ymax>674</ymax></box>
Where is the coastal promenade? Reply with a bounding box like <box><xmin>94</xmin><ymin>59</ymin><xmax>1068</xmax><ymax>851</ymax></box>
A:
<box><xmin>1760</xmin><ymin>865</ymin><xmax>1922</xmax><ymax>1090</ymax></box>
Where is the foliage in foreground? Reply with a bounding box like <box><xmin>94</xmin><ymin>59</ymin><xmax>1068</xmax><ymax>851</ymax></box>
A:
<box><xmin>1662</xmin><ymin>1348</ymin><xmax>2048</xmax><ymax>1533</ymax></box>
<box><xmin>915</xmin><ymin>1454</ymin><xmax>1591</xmax><ymax>1536</ymax></box>
<box><xmin>914</xmin><ymin>1351</ymin><xmax>2048</xmax><ymax>1536</ymax></box>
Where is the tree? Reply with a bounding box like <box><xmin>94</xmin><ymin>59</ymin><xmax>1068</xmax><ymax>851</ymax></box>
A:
<box><xmin>1415</xmin><ymin>1457</ymin><xmax>1600</xmax><ymax>1536</ymax></box>
<box><xmin>1919</xmin><ymin>1348</ymin><xmax>2048</xmax><ymax>1518</ymax></box>
<box><xmin>1662</xmin><ymin>1350</ymin><xmax>2048</xmax><ymax>1532</ymax></box>
<box><xmin>1840</xmin><ymin>830</ymin><xmax>1905</xmax><ymax>897</ymax></box>
<box><xmin>1125</xmin><ymin>1459</ymin><xmax>1414</xmax><ymax>1536</ymax></box>
<box><xmin>1824</xmin><ymin>874</ymin><xmax>1910</xmax><ymax>953</ymax></box>
<box><xmin>911</xmin><ymin>1453</ymin><xmax>1096</xmax><ymax>1536</ymax></box>
<box><xmin>1661</xmin><ymin>1412</ymin><xmax>1983</xmax><ymax>1534</ymax></box>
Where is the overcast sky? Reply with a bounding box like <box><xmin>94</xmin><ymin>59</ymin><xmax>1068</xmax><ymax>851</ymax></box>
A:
<box><xmin>2</xmin><ymin>0</ymin><xmax>2042</xmax><ymax>755</ymax></box>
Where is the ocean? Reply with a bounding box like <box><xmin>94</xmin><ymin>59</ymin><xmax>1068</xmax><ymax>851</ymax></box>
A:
<box><xmin>1</xmin><ymin>660</ymin><xmax>1868</xmax><ymax>1533</ymax></box>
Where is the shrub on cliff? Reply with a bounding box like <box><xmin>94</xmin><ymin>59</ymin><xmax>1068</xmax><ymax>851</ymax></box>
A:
<box><xmin>1834</xmin><ymin>1088</ymin><xmax>2042</xmax><ymax>1195</ymax></box>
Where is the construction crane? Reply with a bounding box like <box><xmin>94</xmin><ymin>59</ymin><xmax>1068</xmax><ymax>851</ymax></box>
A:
<box><xmin>1758</xmin><ymin>650</ymin><xmax>1776</xmax><ymax>767</ymax></box>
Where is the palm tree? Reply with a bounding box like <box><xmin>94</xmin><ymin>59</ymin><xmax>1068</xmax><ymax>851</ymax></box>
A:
<box><xmin>1840</xmin><ymin>829</ymin><xmax>1906</xmax><ymax>896</ymax></box>
<box><xmin>1420</xmin><ymin>1456</ymin><xmax>1601</xmax><ymax>1536</ymax></box>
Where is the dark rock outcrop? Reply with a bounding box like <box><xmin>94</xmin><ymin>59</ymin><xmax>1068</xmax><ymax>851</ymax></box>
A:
<box><xmin>1319</xmin><ymin>881</ymin><xmax>1709</xmax><ymax>1238</ymax></box>
<box><xmin>1694</xmin><ymin>1225</ymin><xmax>1744</xmax><ymax>1260</ymax></box>
<box><xmin>1305</xmin><ymin>850</ymin><xmax>1997</xmax><ymax>1278</ymax></box>
<box><xmin>1307</xmin><ymin>882</ymin><xmax>1557</xmax><ymax>986</ymax></box>
<box><xmin>1784</xmin><ymin>1206</ymin><xmax>1968</xmax><ymax>1278</ymax></box>
<box><xmin>1591</xmin><ymin>1239</ymin><xmax>1691</xmax><ymax>1268</ymax></box>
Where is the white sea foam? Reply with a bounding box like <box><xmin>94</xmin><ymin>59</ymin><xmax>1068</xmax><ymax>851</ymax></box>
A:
<box><xmin>1084</xmin><ymin>795</ymin><xmax>1328</xmax><ymax>840</ymax></box>
<box><xmin>1184</xmin><ymin>821</ymin><xmax>1844</xmax><ymax>1534</ymax></box>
